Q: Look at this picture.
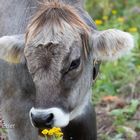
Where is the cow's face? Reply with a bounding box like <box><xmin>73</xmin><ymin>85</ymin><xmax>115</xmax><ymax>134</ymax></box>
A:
<box><xmin>23</xmin><ymin>2</ymin><xmax>97</xmax><ymax>129</ymax></box>
<box><xmin>24</xmin><ymin>19</ymin><xmax>93</xmax><ymax>128</ymax></box>
<box><xmin>0</xmin><ymin>2</ymin><xmax>134</xmax><ymax>129</ymax></box>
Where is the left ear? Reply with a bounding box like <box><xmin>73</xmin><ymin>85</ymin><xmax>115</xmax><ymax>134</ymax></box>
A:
<box><xmin>92</xmin><ymin>29</ymin><xmax>134</xmax><ymax>61</ymax></box>
<box><xmin>0</xmin><ymin>35</ymin><xmax>25</xmax><ymax>64</ymax></box>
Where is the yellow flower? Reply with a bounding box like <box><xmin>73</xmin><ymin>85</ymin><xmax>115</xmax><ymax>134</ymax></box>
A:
<box><xmin>113</xmin><ymin>61</ymin><xmax>118</xmax><ymax>67</ymax></box>
<box><xmin>42</xmin><ymin>127</ymin><xmax>63</xmax><ymax>138</ymax></box>
<box><xmin>137</xmin><ymin>65</ymin><xmax>140</xmax><ymax>69</ymax></box>
<box><xmin>55</xmin><ymin>132</ymin><xmax>63</xmax><ymax>137</ymax></box>
<box><xmin>129</xmin><ymin>27</ymin><xmax>138</xmax><ymax>32</ymax></box>
<box><xmin>42</xmin><ymin>129</ymin><xmax>49</xmax><ymax>135</ymax></box>
<box><xmin>112</xmin><ymin>10</ymin><xmax>117</xmax><ymax>15</ymax></box>
<box><xmin>53</xmin><ymin>127</ymin><xmax>61</xmax><ymax>132</ymax></box>
<box><xmin>48</xmin><ymin>129</ymin><xmax>55</xmax><ymax>136</ymax></box>
<box><xmin>95</xmin><ymin>19</ymin><xmax>103</xmax><ymax>25</ymax></box>
<box><xmin>103</xmin><ymin>16</ymin><xmax>108</xmax><ymax>21</ymax></box>
<box><xmin>117</xmin><ymin>17</ymin><xmax>125</xmax><ymax>23</ymax></box>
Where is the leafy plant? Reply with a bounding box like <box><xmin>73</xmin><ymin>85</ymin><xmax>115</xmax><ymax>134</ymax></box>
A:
<box><xmin>111</xmin><ymin>100</ymin><xmax>139</xmax><ymax>125</ymax></box>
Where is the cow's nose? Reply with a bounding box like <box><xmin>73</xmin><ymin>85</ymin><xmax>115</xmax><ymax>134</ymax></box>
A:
<box><xmin>30</xmin><ymin>107</ymin><xmax>70</xmax><ymax>128</ymax></box>
<box><xmin>30</xmin><ymin>111</ymin><xmax>54</xmax><ymax>128</ymax></box>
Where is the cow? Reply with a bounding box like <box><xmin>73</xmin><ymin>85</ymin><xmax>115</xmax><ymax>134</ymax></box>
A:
<box><xmin>0</xmin><ymin>0</ymin><xmax>134</xmax><ymax>140</ymax></box>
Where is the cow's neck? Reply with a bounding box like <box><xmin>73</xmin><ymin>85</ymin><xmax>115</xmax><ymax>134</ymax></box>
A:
<box><xmin>62</xmin><ymin>103</ymin><xmax>97</xmax><ymax>140</ymax></box>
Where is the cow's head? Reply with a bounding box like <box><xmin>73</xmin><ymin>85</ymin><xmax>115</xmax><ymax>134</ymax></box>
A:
<box><xmin>0</xmin><ymin>2</ymin><xmax>134</xmax><ymax>129</ymax></box>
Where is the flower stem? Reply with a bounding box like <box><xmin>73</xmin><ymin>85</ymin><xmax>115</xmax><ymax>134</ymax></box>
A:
<box><xmin>45</xmin><ymin>135</ymin><xmax>48</xmax><ymax>140</ymax></box>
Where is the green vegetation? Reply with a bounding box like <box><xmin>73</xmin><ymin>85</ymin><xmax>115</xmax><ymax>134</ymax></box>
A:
<box><xmin>86</xmin><ymin>0</ymin><xmax>140</xmax><ymax>99</ymax></box>
<box><xmin>86</xmin><ymin>0</ymin><xmax>140</xmax><ymax>139</ymax></box>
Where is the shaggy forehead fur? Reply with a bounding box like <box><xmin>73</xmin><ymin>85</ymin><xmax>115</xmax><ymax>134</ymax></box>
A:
<box><xmin>25</xmin><ymin>1</ymin><xmax>90</xmax><ymax>56</ymax></box>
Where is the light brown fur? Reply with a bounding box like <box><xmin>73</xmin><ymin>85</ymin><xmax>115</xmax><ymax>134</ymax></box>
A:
<box><xmin>25</xmin><ymin>1</ymin><xmax>90</xmax><ymax>56</ymax></box>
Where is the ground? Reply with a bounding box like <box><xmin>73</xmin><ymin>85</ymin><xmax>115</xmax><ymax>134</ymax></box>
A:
<box><xmin>96</xmin><ymin>77</ymin><xmax>140</xmax><ymax>140</ymax></box>
<box><xmin>96</xmin><ymin>95</ymin><xmax>140</xmax><ymax>140</ymax></box>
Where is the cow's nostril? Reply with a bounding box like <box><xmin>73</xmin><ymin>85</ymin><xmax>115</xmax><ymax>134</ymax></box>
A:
<box><xmin>45</xmin><ymin>113</ymin><xmax>54</xmax><ymax>125</ymax></box>
<box><xmin>30</xmin><ymin>112</ymin><xmax>54</xmax><ymax>128</ymax></box>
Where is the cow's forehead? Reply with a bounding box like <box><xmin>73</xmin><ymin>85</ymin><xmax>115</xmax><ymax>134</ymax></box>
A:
<box><xmin>41</xmin><ymin>38</ymin><xmax>82</xmax><ymax>62</ymax></box>
<box><xmin>24</xmin><ymin>32</ymin><xmax>82</xmax><ymax>75</ymax></box>
<box><xmin>26</xmin><ymin>20</ymin><xmax>82</xmax><ymax>50</ymax></box>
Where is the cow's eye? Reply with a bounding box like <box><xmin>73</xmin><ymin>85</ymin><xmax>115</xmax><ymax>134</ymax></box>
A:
<box><xmin>69</xmin><ymin>57</ymin><xmax>80</xmax><ymax>71</ymax></box>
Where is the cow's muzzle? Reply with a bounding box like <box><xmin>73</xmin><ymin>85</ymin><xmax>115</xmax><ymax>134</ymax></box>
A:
<box><xmin>29</xmin><ymin>107</ymin><xmax>70</xmax><ymax>128</ymax></box>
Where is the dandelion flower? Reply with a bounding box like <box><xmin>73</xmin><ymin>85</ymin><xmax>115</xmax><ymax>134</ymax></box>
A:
<box><xmin>55</xmin><ymin>132</ymin><xmax>63</xmax><ymax>137</ymax></box>
<box><xmin>103</xmin><ymin>16</ymin><xmax>108</xmax><ymax>21</ymax></box>
<box><xmin>137</xmin><ymin>65</ymin><xmax>140</xmax><ymax>70</ymax></box>
<box><xmin>95</xmin><ymin>19</ymin><xmax>103</xmax><ymax>25</ymax></box>
<box><xmin>112</xmin><ymin>10</ymin><xmax>117</xmax><ymax>15</ymax></box>
<box><xmin>47</xmin><ymin>129</ymin><xmax>55</xmax><ymax>136</ymax></box>
<box><xmin>42</xmin><ymin>127</ymin><xmax>63</xmax><ymax>139</ymax></box>
<box><xmin>53</xmin><ymin>127</ymin><xmax>61</xmax><ymax>132</ymax></box>
<box><xmin>42</xmin><ymin>129</ymin><xmax>49</xmax><ymax>135</ymax></box>
<box><xmin>117</xmin><ymin>17</ymin><xmax>125</xmax><ymax>23</ymax></box>
<box><xmin>129</xmin><ymin>27</ymin><xmax>138</xmax><ymax>32</ymax></box>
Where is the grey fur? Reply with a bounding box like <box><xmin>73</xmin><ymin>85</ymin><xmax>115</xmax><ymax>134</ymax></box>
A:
<box><xmin>0</xmin><ymin>0</ymin><xmax>85</xmax><ymax>37</ymax></box>
<box><xmin>0</xmin><ymin>1</ymin><xmax>95</xmax><ymax>140</ymax></box>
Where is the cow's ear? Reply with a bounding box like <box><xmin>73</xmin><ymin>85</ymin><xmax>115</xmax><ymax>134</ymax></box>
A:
<box><xmin>92</xmin><ymin>29</ymin><xmax>134</xmax><ymax>61</ymax></box>
<box><xmin>0</xmin><ymin>35</ymin><xmax>25</xmax><ymax>64</ymax></box>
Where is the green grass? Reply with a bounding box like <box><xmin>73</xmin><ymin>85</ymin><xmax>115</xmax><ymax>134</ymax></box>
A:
<box><xmin>86</xmin><ymin>0</ymin><xmax>140</xmax><ymax>139</ymax></box>
<box><xmin>85</xmin><ymin>0</ymin><xmax>140</xmax><ymax>102</ymax></box>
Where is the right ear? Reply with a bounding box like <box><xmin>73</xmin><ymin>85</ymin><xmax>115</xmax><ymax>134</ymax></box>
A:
<box><xmin>91</xmin><ymin>29</ymin><xmax>134</xmax><ymax>61</ymax></box>
<box><xmin>0</xmin><ymin>34</ymin><xmax>25</xmax><ymax>64</ymax></box>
